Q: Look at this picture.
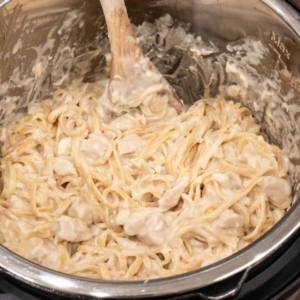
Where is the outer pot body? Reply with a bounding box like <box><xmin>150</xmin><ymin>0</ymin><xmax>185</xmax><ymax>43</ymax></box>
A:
<box><xmin>1</xmin><ymin>0</ymin><xmax>300</xmax><ymax>299</ymax></box>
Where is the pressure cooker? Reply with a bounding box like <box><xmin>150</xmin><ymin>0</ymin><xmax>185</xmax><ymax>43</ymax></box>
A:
<box><xmin>1</xmin><ymin>0</ymin><xmax>300</xmax><ymax>299</ymax></box>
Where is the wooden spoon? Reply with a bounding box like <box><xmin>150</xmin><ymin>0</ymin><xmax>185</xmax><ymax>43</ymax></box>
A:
<box><xmin>99</xmin><ymin>0</ymin><xmax>185</xmax><ymax>114</ymax></box>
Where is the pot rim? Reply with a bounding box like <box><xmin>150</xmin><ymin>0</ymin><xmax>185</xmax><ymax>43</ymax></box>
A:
<box><xmin>0</xmin><ymin>0</ymin><xmax>300</xmax><ymax>298</ymax></box>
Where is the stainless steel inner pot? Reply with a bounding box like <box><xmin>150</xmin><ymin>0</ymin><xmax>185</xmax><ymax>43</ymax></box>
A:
<box><xmin>1</xmin><ymin>0</ymin><xmax>300</xmax><ymax>298</ymax></box>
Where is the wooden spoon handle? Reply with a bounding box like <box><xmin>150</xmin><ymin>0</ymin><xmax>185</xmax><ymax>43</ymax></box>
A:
<box><xmin>100</xmin><ymin>0</ymin><xmax>142</xmax><ymax>78</ymax></box>
<box><xmin>99</xmin><ymin>0</ymin><xmax>123</xmax><ymax>12</ymax></box>
<box><xmin>99</xmin><ymin>0</ymin><xmax>185</xmax><ymax>114</ymax></box>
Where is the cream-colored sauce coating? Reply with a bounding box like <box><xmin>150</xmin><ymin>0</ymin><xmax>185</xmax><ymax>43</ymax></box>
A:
<box><xmin>0</xmin><ymin>76</ymin><xmax>291</xmax><ymax>279</ymax></box>
<box><xmin>0</xmin><ymin>10</ymin><xmax>294</xmax><ymax>280</ymax></box>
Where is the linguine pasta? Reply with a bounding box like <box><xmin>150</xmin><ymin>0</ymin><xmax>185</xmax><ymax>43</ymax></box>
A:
<box><xmin>0</xmin><ymin>78</ymin><xmax>291</xmax><ymax>280</ymax></box>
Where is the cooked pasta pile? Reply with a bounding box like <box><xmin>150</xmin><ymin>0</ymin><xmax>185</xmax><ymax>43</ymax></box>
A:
<box><xmin>0</xmin><ymin>78</ymin><xmax>291</xmax><ymax>280</ymax></box>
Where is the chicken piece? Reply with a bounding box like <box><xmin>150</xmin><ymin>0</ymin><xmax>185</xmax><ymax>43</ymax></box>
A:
<box><xmin>110</xmin><ymin>113</ymin><xmax>141</xmax><ymax>131</ymax></box>
<box><xmin>80</xmin><ymin>135</ymin><xmax>107</xmax><ymax>161</ymax></box>
<box><xmin>68</xmin><ymin>201</ymin><xmax>93</xmax><ymax>226</ymax></box>
<box><xmin>116</xmin><ymin>237</ymin><xmax>138</xmax><ymax>250</ymax></box>
<box><xmin>123</xmin><ymin>211</ymin><xmax>145</xmax><ymax>236</ymax></box>
<box><xmin>7</xmin><ymin>195</ymin><xmax>29</xmax><ymax>210</ymax></box>
<box><xmin>244</xmin><ymin>152</ymin><xmax>272</xmax><ymax>169</ymax></box>
<box><xmin>115</xmin><ymin>208</ymin><xmax>131</xmax><ymax>225</ymax></box>
<box><xmin>258</xmin><ymin>176</ymin><xmax>291</xmax><ymax>207</ymax></box>
<box><xmin>158</xmin><ymin>177</ymin><xmax>189</xmax><ymax>211</ymax></box>
<box><xmin>212</xmin><ymin>172</ymin><xmax>243</xmax><ymax>190</ymax></box>
<box><xmin>116</xmin><ymin>209</ymin><xmax>167</xmax><ymax>246</ymax></box>
<box><xmin>42</xmin><ymin>251</ymin><xmax>61</xmax><ymax>271</ymax></box>
<box><xmin>24</xmin><ymin>237</ymin><xmax>52</xmax><ymax>264</ymax></box>
<box><xmin>54</xmin><ymin>215</ymin><xmax>93</xmax><ymax>242</ymax></box>
<box><xmin>117</xmin><ymin>134</ymin><xmax>142</xmax><ymax>156</ymax></box>
<box><xmin>91</xmin><ymin>224</ymin><xmax>104</xmax><ymax>237</ymax></box>
<box><xmin>52</xmin><ymin>157</ymin><xmax>76</xmax><ymax>176</ymax></box>
<box><xmin>222</xmin><ymin>142</ymin><xmax>238</xmax><ymax>163</ymax></box>
<box><xmin>215</xmin><ymin>209</ymin><xmax>244</xmax><ymax>229</ymax></box>
<box><xmin>57</xmin><ymin>137</ymin><xmax>72</xmax><ymax>156</ymax></box>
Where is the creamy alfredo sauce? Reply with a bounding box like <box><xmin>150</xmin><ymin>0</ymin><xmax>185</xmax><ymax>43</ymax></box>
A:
<box><xmin>0</xmin><ymin>13</ymin><xmax>292</xmax><ymax>280</ymax></box>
